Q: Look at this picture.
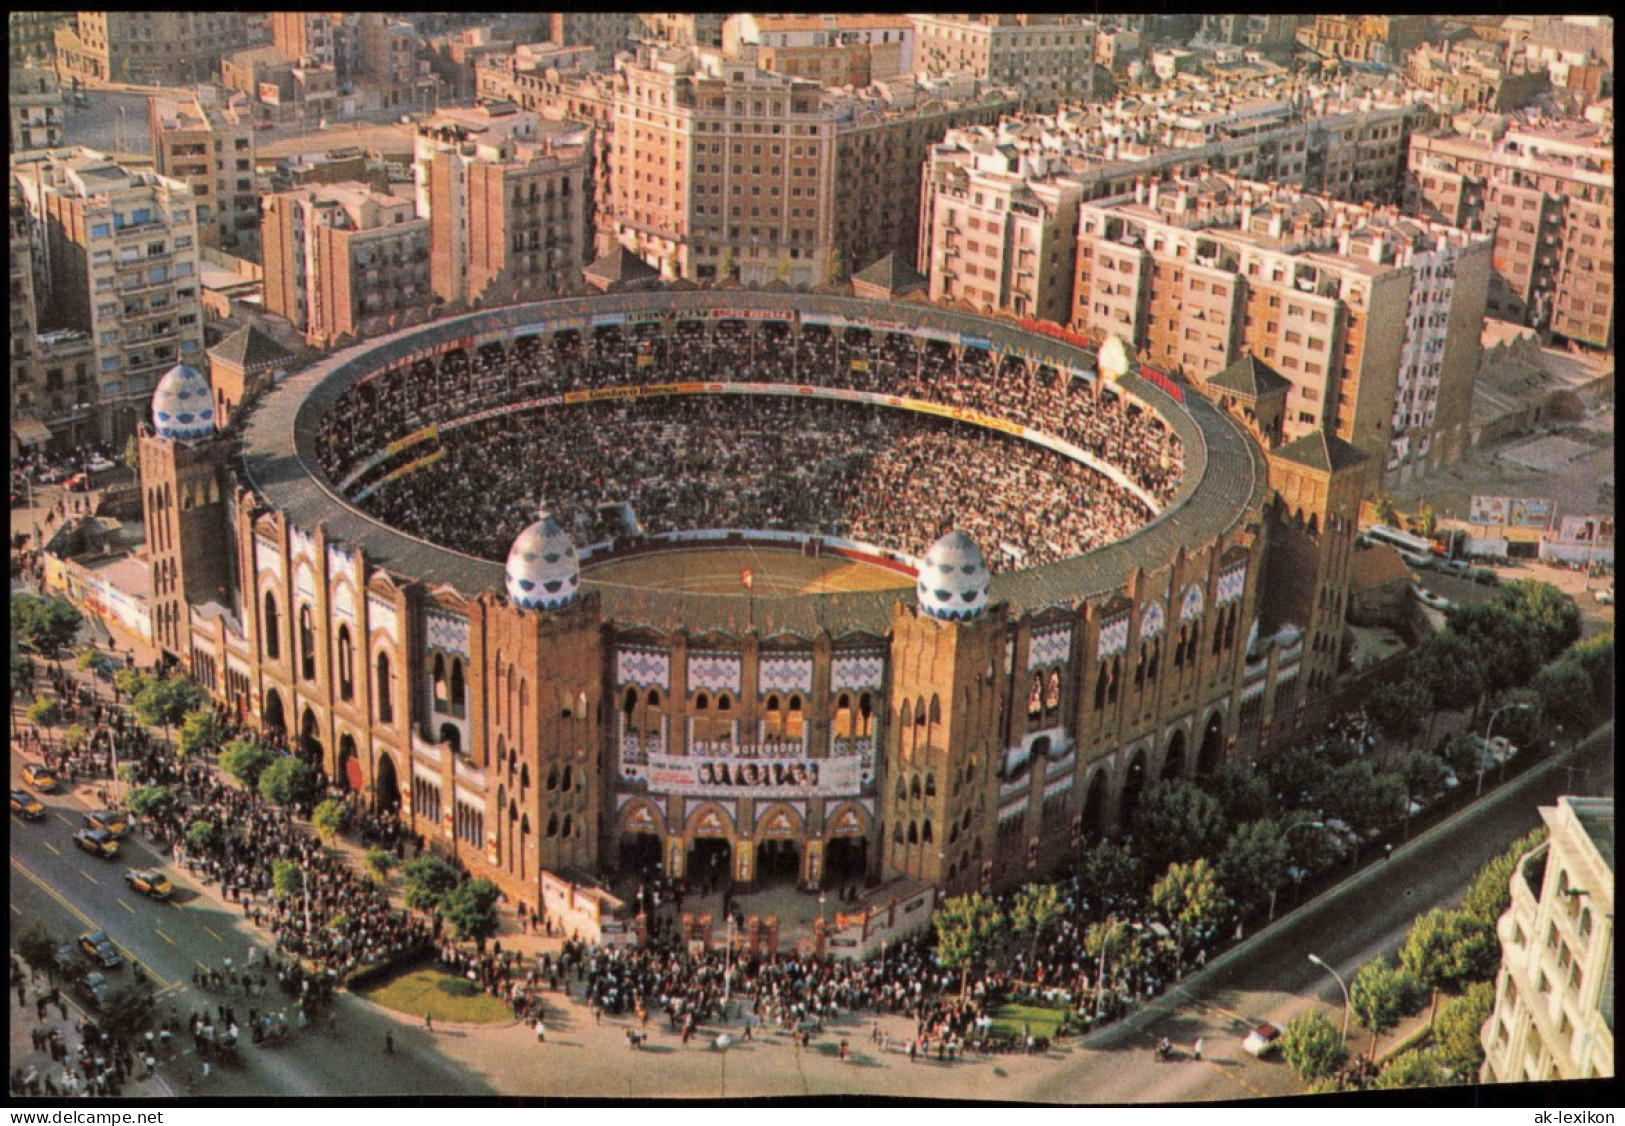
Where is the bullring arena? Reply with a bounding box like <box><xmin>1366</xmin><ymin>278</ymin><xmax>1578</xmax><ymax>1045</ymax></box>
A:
<box><xmin>145</xmin><ymin>287</ymin><xmax>1325</xmax><ymax>940</ymax></box>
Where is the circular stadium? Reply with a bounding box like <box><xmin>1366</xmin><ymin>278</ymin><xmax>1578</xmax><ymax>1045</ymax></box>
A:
<box><xmin>220</xmin><ymin>290</ymin><xmax>1270</xmax><ymax>903</ymax></box>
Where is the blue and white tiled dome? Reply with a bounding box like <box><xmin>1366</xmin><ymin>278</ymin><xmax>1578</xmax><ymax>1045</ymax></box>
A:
<box><xmin>150</xmin><ymin>363</ymin><xmax>216</xmax><ymax>441</ymax></box>
<box><xmin>916</xmin><ymin>530</ymin><xmax>990</xmax><ymax>621</ymax></box>
<box><xmin>504</xmin><ymin>512</ymin><xmax>580</xmax><ymax>611</ymax></box>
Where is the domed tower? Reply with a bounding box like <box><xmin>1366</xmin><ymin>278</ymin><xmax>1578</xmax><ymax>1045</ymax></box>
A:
<box><xmin>504</xmin><ymin>512</ymin><xmax>581</xmax><ymax>611</ymax></box>
<box><xmin>139</xmin><ymin>363</ymin><xmax>235</xmax><ymax>663</ymax></box>
<box><xmin>915</xmin><ymin>530</ymin><xmax>991</xmax><ymax>622</ymax></box>
<box><xmin>888</xmin><ymin>530</ymin><xmax>1007</xmax><ymax>892</ymax></box>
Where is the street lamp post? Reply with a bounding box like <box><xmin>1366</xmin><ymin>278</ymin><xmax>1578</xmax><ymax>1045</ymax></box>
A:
<box><xmin>1307</xmin><ymin>952</ymin><xmax>1351</xmax><ymax>1044</ymax></box>
<box><xmin>1476</xmin><ymin>702</ymin><xmax>1532</xmax><ymax>798</ymax></box>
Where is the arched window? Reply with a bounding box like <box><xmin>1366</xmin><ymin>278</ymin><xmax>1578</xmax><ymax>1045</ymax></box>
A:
<box><xmin>561</xmin><ymin>814</ymin><xmax>573</xmax><ymax>839</ymax></box>
<box><xmin>893</xmin><ymin>823</ymin><xmax>904</xmax><ymax>845</ymax></box>
<box><xmin>374</xmin><ymin>652</ymin><xmax>393</xmax><ymax>723</ymax></box>
<box><xmin>717</xmin><ymin>693</ymin><xmax>732</xmax><ymax>712</ymax></box>
<box><xmin>546</xmin><ymin>815</ymin><xmax>559</xmax><ymax>838</ymax></box>
<box><xmin>562</xmin><ymin>765</ymin><xmax>573</xmax><ymax>792</ymax></box>
<box><xmin>1027</xmin><ymin>674</ymin><xmax>1044</xmax><ymax>719</ymax></box>
<box><xmin>520</xmin><ymin>762</ymin><xmax>530</xmax><ymax>790</ymax></box>
<box><xmin>910</xmin><ymin>774</ymin><xmax>922</xmax><ymax>799</ymax></box>
<box><xmin>432</xmin><ymin>654</ymin><xmax>448</xmax><ymax>711</ymax></box>
<box><xmin>786</xmin><ymin>694</ymin><xmax>804</xmax><ymax>739</ymax></box>
<box><xmin>450</xmin><ymin>659</ymin><xmax>466</xmax><ymax>714</ymax></box>
<box><xmin>299</xmin><ymin>605</ymin><xmax>316</xmax><ymax>681</ymax></box>
<box><xmin>336</xmin><ymin>625</ymin><xmax>354</xmax><ymax>701</ymax></box>
<box><xmin>695</xmin><ymin>692</ymin><xmax>710</xmax><ymax>711</ymax></box>
<box><xmin>624</xmin><ymin>687</ymin><xmax>639</xmax><ymax>717</ymax></box>
<box><xmin>647</xmin><ymin>688</ymin><xmax>661</xmax><ymax>708</ymax></box>
<box><xmin>907</xmin><ymin>821</ymin><xmax>918</xmax><ymax>844</ymax></box>
<box><xmin>922</xmin><ymin>819</ymin><xmax>934</xmax><ymax>843</ymax></box>
<box><xmin>496</xmin><ymin>735</ymin><xmax>505</xmax><ymax>770</ymax></box>
<box><xmin>1095</xmin><ymin>661</ymin><xmax>1108</xmax><ymax>710</ymax></box>
<box><xmin>262</xmin><ymin>592</ymin><xmax>281</xmax><ymax>660</ymax></box>
<box><xmin>858</xmin><ymin>692</ymin><xmax>873</xmax><ymax>735</ymax></box>
<box><xmin>925</xmin><ymin>773</ymin><xmax>937</xmax><ymax>797</ymax></box>
<box><xmin>1045</xmin><ymin>669</ymin><xmax>1062</xmax><ymax>714</ymax></box>
<box><xmin>546</xmin><ymin>767</ymin><xmax>559</xmax><ymax>791</ymax></box>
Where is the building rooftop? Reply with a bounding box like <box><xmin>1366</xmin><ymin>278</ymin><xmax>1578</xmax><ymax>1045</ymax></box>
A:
<box><xmin>1273</xmin><ymin>429</ymin><xmax>1368</xmax><ymax>474</ymax></box>
<box><xmin>1207</xmin><ymin>353</ymin><xmax>1291</xmax><ymax>400</ymax></box>
<box><xmin>1568</xmin><ymin>797</ymin><xmax>1615</xmax><ymax>874</ymax></box>
<box><xmin>210</xmin><ymin>323</ymin><xmax>293</xmax><ymax>373</ymax></box>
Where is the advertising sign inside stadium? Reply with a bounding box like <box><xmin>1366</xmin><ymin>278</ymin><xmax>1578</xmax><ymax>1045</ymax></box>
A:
<box><xmin>1469</xmin><ymin>495</ymin><xmax>1511</xmax><ymax>524</ymax></box>
<box><xmin>1554</xmin><ymin>515</ymin><xmax>1614</xmax><ymax>547</ymax></box>
<box><xmin>1509</xmin><ymin>498</ymin><xmax>1552</xmax><ymax>529</ymax></box>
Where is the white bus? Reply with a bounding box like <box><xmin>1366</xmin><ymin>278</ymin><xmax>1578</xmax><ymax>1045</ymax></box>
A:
<box><xmin>1364</xmin><ymin>524</ymin><xmax>1438</xmax><ymax>569</ymax></box>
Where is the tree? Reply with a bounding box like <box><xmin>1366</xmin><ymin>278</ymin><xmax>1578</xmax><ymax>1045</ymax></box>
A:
<box><xmin>932</xmin><ymin>892</ymin><xmax>1005</xmax><ymax>995</ymax></box>
<box><xmin>1399</xmin><ymin>752</ymin><xmax>1451</xmax><ymax>803</ymax></box>
<box><xmin>1350</xmin><ymin>957</ymin><xmax>1424</xmax><ymax>1059</ymax></box>
<box><xmin>402</xmin><ymin>855</ymin><xmax>462</xmax><ymax>915</ymax></box>
<box><xmin>1372</xmin><ymin>491</ymin><xmax>1398</xmax><ymax>526</ymax></box>
<box><xmin>219</xmin><ymin>738</ymin><xmax>272</xmax><ymax>788</ymax></box>
<box><xmin>1151</xmin><ymin>858</ymin><xmax>1231</xmax><ymax>963</ymax></box>
<box><xmin>113</xmin><ymin>667</ymin><xmax>149</xmax><ymax>701</ymax></box>
<box><xmin>1217</xmin><ymin>818</ymin><xmax>1290</xmax><ymax>915</ymax></box>
<box><xmin>177</xmin><ymin>708</ymin><xmax>224</xmax><ymax>758</ymax></box>
<box><xmin>103</xmin><ymin>978</ymin><xmax>157</xmax><ymax>1044</ymax></box>
<box><xmin>1432</xmin><ymin>981</ymin><xmax>1494</xmax><ymax>1079</ymax></box>
<box><xmin>1201</xmin><ymin>759</ymin><xmax>1271</xmax><ymax>825</ymax></box>
<box><xmin>1374</xmin><ymin>1049</ymin><xmax>1447</xmax><ymax>1090</ymax></box>
<box><xmin>441</xmin><ymin>878</ymin><xmax>501</xmax><ymax>945</ymax></box>
<box><xmin>16</xmin><ymin>921</ymin><xmax>61</xmax><ymax>982</ymax></box>
<box><xmin>271</xmin><ymin>858</ymin><xmax>303</xmax><ymax>900</ymax></box>
<box><xmin>1280</xmin><ymin>1009</ymin><xmax>1349</xmax><ymax>1082</ymax></box>
<box><xmin>75</xmin><ymin>648</ymin><xmax>111</xmax><ymax>675</ymax></box>
<box><xmin>27</xmin><ymin>696</ymin><xmax>62</xmax><ymax>729</ymax></box>
<box><xmin>11</xmin><ymin>594</ymin><xmax>84</xmax><ymax>660</ymax></box>
<box><xmin>1325</xmin><ymin>760</ymin><xmax>1407</xmax><ymax>835</ymax></box>
<box><xmin>61</xmin><ymin>723</ymin><xmax>90</xmax><ymax>752</ymax></box>
<box><xmin>186</xmin><ymin>820</ymin><xmax>217</xmax><ymax>852</ymax></box>
<box><xmin>1439</xmin><ymin>733</ymin><xmax>1482</xmax><ymax>783</ymax></box>
<box><xmin>1532</xmin><ymin>659</ymin><xmax>1598</xmax><ymax>732</ymax></box>
<box><xmin>124</xmin><ymin>785</ymin><xmax>175</xmax><ymax>818</ymax></box>
<box><xmin>1412</xmin><ymin>633</ymin><xmax>1486</xmax><ymax>739</ymax></box>
<box><xmin>364</xmin><ymin>848</ymin><xmax>397</xmax><ymax>885</ymax></box>
<box><xmin>1399</xmin><ymin>908</ymin><xmax>1500</xmax><ymax>1027</ymax></box>
<box><xmin>1133</xmin><ymin>780</ymin><xmax>1228</xmax><ymax>873</ymax></box>
<box><xmin>1364</xmin><ymin>678</ymin><xmax>1430</xmax><ymax>760</ymax></box>
<box><xmin>1010</xmin><ymin>883</ymin><xmax>1066</xmax><ymax>967</ymax></box>
<box><xmin>258</xmin><ymin>755</ymin><xmax>315</xmax><ymax>807</ymax></box>
<box><xmin>11</xmin><ymin>642</ymin><xmax>35</xmax><ymax>699</ymax></box>
<box><xmin>1462</xmin><ymin>826</ymin><xmax>1548</xmax><ymax>926</ymax></box>
<box><xmin>1444</xmin><ymin>602</ymin><xmax>1539</xmax><ymax>699</ymax></box>
<box><xmin>1265</xmin><ymin>743</ymin><xmax>1335</xmax><ymax>811</ymax></box>
<box><xmin>133</xmin><ymin>676</ymin><xmax>203</xmax><ymax>739</ymax></box>
<box><xmin>311</xmin><ymin>798</ymin><xmax>351</xmax><ymax>844</ymax></box>
<box><xmin>1494</xmin><ymin>580</ymin><xmax>1582</xmax><ymax>664</ymax></box>
<box><xmin>1493</xmin><ymin>688</ymin><xmax>1544</xmax><ymax>753</ymax></box>
<box><xmin>1079</xmin><ymin>839</ymin><xmax>1146</xmax><ymax>912</ymax></box>
<box><xmin>1416</xmin><ymin>503</ymin><xmax>1438</xmax><ymax>538</ymax></box>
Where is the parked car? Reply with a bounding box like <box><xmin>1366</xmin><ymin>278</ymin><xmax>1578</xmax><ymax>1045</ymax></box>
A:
<box><xmin>1440</xmin><ymin>558</ymin><xmax>1471</xmax><ymax>577</ymax></box>
<box><xmin>10</xmin><ymin>790</ymin><xmax>46</xmax><ymax>820</ymax></box>
<box><xmin>76</xmin><ymin>972</ymin><xmax>111</xmax><ymax>1010</ymax></box>
<box><xmin>78</xmin><ymin>930</ymin><xmax>122</xmax><ymax>969</ymax></box>
<box><xmin>1470</xmin><ymin>568</ymin><xmax>1500</xmax><ymax>587</ymax></box>
<box><xmin>124</xmin><ymin>868</ymin><xmax>173</xmax><ymax>900</ymax></box>
<box><xmin>1595</xmin><ymin>588</ymin><xmax>1614</xmax><ymax>605</ymax></box>
<box><xmin>85</xmin><ymin>809</ymin><xmax>130</xmax><ymax>838</ymax></box>
<box><xmin>1411</xmin><ymin>583</ymin><xmax>1452</xmax><ymax>611</ymax></box>
<box><xmin>21</xmin><ymin>763</ymin><xmax>58</xmax><ymax>792</ymax></box>
<box><xmin>85</xmin><ymin>455</ymin><xmax>116</xmax><ymax>473</ymax></box>
<box><xmin>1242</xmin><ymin>1022</ymin><xmax>1283</xmax><ymax>1058</ymax></box>
<box><xmin>73</xmin><ymin>828</ymin><xmax>120</xmax><ymax>859</ymax></box>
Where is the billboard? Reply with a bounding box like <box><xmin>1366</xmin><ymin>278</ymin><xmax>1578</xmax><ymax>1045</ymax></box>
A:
<box><xmin>1554</xmin><ymin>515</ymin><xmax>1614</xmax><ymax>547</ymax></box>
<box><xmin>1469</xmin><ymin>495</ymin><xmax>1511</xmax><ymax>524</ymax></box>
<box><xmin>1508</xmin><ymin>497</ymin><xmax>1553</xmax><ymax>529</ymax></box>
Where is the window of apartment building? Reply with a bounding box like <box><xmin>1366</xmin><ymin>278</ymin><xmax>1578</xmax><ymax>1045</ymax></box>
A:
<box><xmin>1284</xmin><ymin>330</ymin><xmax>1302</xmax><ymax>344</ymax></box>
<box><xmin>1297</xmin><ymin>411</ymin><xmax>1316</xmax><ymax>425</ymax></box>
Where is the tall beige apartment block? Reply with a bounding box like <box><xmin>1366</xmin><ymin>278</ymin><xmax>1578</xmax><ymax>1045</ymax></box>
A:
<box><xmin>11</xmin><ymin>148</ymin><xmax>206</xmax><ymax>446</ymax></box>
<box><xmin>605</xmin><ymin>46</ymin><xmax>835</xmax><ymax>287</ymax></box>
<box><xmin>1070</xmin><ymin>173</ymin><xmax>1491</xmax><ymax>482</ymax></box>
<box><xmin>415</xmin><ymin>105</ymin><xmax>591</xmax><ymax>307</ymax></box>
<box><xmin>148</xmin><ymin>90</ymin><xmax>260</xmax><ymax>256</ymax></box>
<box><xmin>1407</xmin><ymin>122</ymin><xmax>1614</xmax><ymax>350</ymax></box>
<box><xmin>1482</xmin><ymin>797</ymin><xmax>1613</xmax><ymax>1083</ymax></box>
<box><xmin>261</xmin><ymin>183</ymin><xmax>430</xmax><ymax>347</ymax></box>
<box><xmin>911</xmin><ymin>15</ymin><xmax>1097</xmax><ymax>109</ymax></box>
<box><xmin>55</xmin><ymin>11</ymin><xmax>260</xmax><ymax>87</ymax></box>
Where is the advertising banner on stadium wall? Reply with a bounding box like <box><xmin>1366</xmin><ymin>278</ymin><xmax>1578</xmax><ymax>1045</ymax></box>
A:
<box><xmin>1469</xmin><ymin>495</ymin><xmax>1511</xmax><ymax>524</ymax></box>
<box><xmin>1509</xmin><ymin>498</ymin><xmax>1553</xmax><ymax>528</ymax></box>
<box><xmin>636</xmin><ymin>750</ymin><xmax>862</xmax><ymax>798</ymax></box>
<box><xmin>1554</xmin><ymin>514</ymin><xmax>1614</xmax><ymax>546</ymax></box>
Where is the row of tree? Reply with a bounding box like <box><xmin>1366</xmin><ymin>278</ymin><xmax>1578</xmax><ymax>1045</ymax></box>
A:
<box><xmin>1280</xmin><ymin>825</ymin><xmax>1550</xmax><ymax>1090</ymax></box>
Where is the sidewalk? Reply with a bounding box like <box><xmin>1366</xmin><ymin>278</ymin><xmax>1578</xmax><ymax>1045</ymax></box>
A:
<box><xmin>7</xmin><ymin>974</ymin><xmax>175</xmax><ymax>1099</ymax></box>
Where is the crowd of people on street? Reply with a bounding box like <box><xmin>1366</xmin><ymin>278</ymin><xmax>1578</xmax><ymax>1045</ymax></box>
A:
<box><xmin>317</xmin><ymin>320</ymin><xmax>1184</xmax><ymax>573</ymax></box>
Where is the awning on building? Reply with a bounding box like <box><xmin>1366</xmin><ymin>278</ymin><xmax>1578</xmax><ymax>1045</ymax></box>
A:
<box><xmin>12</xmin><ymin>418</ymin><xmax>52</xmax><ymax>448</ymax></box>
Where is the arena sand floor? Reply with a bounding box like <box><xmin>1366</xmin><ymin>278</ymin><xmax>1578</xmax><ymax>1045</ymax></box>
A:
<box><xmin>582</xmin><ymin>545</ymin><xmax>912</xmax><ymax>595</ymax></box>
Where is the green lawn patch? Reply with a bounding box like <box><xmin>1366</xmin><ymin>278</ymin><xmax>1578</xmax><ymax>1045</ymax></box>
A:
<box><xmin>989</xmin><ymin>1003</ymin><xmax>1067</xmax><ymax>1042</ymax></box>
<box><xmin>357</xmin><ymin>966</ymin><xmax>512</xmax><ymax>1025</ymax></box>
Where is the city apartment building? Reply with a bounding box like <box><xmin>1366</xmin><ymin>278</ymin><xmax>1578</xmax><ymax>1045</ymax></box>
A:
<box><xmin>1406</xmin><ymin>40</ymin><xmax>1549</xmax><ymax>113</ymax></box>
<box><xmin>55</xmin><ymin>12</ymin><xmax>262</xmax><ymax>87</ymax></box>
<box><xmin>912</xmin><ymin>15</ymin><xmax>1097</xmax><ymax>109</ymax></box>
<box><xmin>415</xmin><ymin>106</ymin><xmax>591</xmax><ymax>307</ymax></box>
<box><xmin>270</xmin><ymin>12</ymin><xmax>355</xmax><ymax>77</ymax></box>
<box><xmin>1070</xmin><ymin>173</ymin><xmax>1491</xmax><ymax>481</ymax></box>
<box><xmin>1297</xmin><ymin>15</ymin><xmax>1433</xmax><ymax>67</ymax></box>
<box><xmin>1482</xmin><ymin>797</ymin><xmax>1614</xmax><ymax>1083</ymax></box>
<box><xmin>261</xmin><ymin>183</ymin><xmax>431</xmax><ymax>347</ymax></box>
<box><xmin>10</xmin><ymin>182</ymin><xmax>99</xmax><ymax>454</ymax></box>
<box><xmin>829</xmin><ymin>84</ymin><xmax>1016</xmax><ymax>276</ymax></box>
<box><xmin>11</xmin><ymin>148</ymin><xmax>206</xmax><ymax>446</ymax></box>
<box><xmin>1198</xmin><ymin>15</ymin><xmax>1305</xmax><ymax>49</ymax></box>
<box><xmin>148</xmin><ymin>91</ymin><xmax>260</xmax><ymax>256</ymax></box>
<box><xmin>920</xmin><ymin>144</ymin><xmax>1083</xmax><ymax>324</ymax></box>
<box><xmin>640</xmin><ymin>13</ymin><xmax>727</xmax><ymax>50</ymax></box>
<box><xmin>1407</xmin><ymin>122</ymin><xmax>1614</xmax><ymax>350</ymax></box>
<box><xmin>605</xmin><ymin>46</ymin><xmax>835</xmax><ymax>286</ymax></box>
<box><xmin>10</xmin><ymin>11</ymin><xmax>71</xmax><ymax>68</ymax></box>
<box><xmin>11</xmin><ymin>66</ymin><xmax>65</xmax><ymax>153</ymax></box>
<box><xmin>918</xmin><ymin>96</ymin><xmax>1432</xmax><ymax>324</ymax></box>
<box><xmin>723</xmin><ymin>14</ymin><xmax>916</xmax><ymax>86</ymax></box>
<box><xmin>360</xmin><ymin>13</ymin><xmax>432</xmax><ymax>112</ymax></box>
<box><xmin>549</xmin><ymin>13</ymin><xmax>641</xmax><ymax>69</ymax></box>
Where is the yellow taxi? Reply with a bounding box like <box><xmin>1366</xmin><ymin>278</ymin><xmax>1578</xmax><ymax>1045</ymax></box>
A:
<box><xmin>9</xmin><ymin>790</ymin><xmax>45</xmax><ymax>820</ymax></box>
<box><xmin>20</xmin><ymin>763</ymin><xmax>58</xmax><ymax>792</ymax></box>
<box><xmin>123</xmin><ymin>868</ymin><xmax>173</xmax><ymax>901</ymax></box>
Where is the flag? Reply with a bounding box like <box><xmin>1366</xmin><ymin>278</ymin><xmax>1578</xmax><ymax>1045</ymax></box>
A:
<box><xmin>740</xmin><ymin>567</ymin><xmax>754</xmax><ymax>590</ymax></box>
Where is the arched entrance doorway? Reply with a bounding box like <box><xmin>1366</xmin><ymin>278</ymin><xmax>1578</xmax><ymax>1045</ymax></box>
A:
<box><xmin>262</xmin><ymin>687</ymin><xmax>286</xmax><ymax>742</ymax></box>
<box><xmin>1162</xmin><ymin>729</ymin><xmax>1187</xmax><ymax>780</ymax></box>
<box><xmin>825</xmin><ymin>836</ymin><xmax>868</xmax><ymax>886</ymax></box>
<box><xmin>687</xmin><ymin>837</ymin><xmax>732</xmax><ymax>890</ymax></box>
<box><xmin>619</xmin><ymin>831</ymin><xmax>662</xmax><ymax>878</ymax></box>
<box><xmin>757</xmin><ymin>839</ymin><xmax>801</xmax><ymax>884</ymax></box>
<box><xmin>1120</xmin><ymin>749</ymin><xmax>1148</xmax><ymax>831</ymax></box>
<box><xmin>299</xmin><ymin>706</ymin><xmax>324</xmax><ymax>770</ymax></box>
<box><xmin>374</xmin><ymin>752</ymin><xmax>400</xmax><ymax>814</ymax></box>
<box><xmin>1082</xmin><ymin>770</ymin><xmax>1108</xmax><ymax>841</ymax></box>
<box><xmin>1197</xmin><ymin>713</ymin><xmax>1224</xmax><ymax>777</ymax></box>
<box><xmin>338</xmin><ymin>733</ymin><xmax>362</xmax><ymax>792</ymax></box>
